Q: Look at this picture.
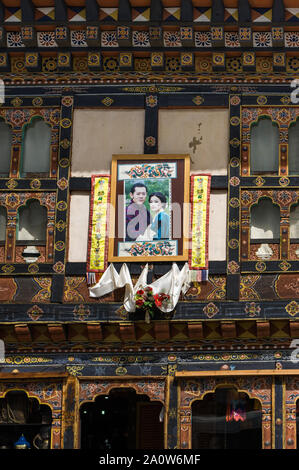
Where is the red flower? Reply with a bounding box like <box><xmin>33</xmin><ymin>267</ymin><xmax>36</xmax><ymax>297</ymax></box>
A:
<box><xmin>136</xmin><ymin>299</ymin><xmax>144</xmax><ymax>307</ymax></box>
<box><xmin>137</xmin><ymin>289</ymin><xmax>144</xmax><ymax>295</ymax></box>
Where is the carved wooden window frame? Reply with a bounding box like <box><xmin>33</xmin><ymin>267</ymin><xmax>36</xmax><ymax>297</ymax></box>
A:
<box><xmin>241</xmin><ymin>106</ymin><xmax>299</xmax><ymax>178</ymax></box>
<box><xmin>0</xmin><ymin>192</ymin><xmax>56</xmax><ymax>264</ymax></box>
<box><xmin>240</xmin><ymin>106</ymin><xmax>299</xmax><ymax>263</ymax></box>
<box><xmin>0</xmin><ymin>380</ymin><xmax>63</xmax><ymax>449</ymax></box>
<box><xmin>0</xmin><ymin>107</ymin><xmax>60</xmax><ymax>179</ymax></box>
<box><xmin>178</xmin><ymin>376</ymin><xmax>272</xmax><ymax>450</ymax></box>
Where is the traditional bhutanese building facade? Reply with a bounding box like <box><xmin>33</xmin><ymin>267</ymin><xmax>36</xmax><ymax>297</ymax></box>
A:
<box><xmin>1</xmin><ymin>0</ymin><xmax>299</xmax><ymax>451</ymax></box>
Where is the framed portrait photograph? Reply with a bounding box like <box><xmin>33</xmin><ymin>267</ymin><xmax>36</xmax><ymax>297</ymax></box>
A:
<box><xmin>108</xmin><ymin>154</ymin><xmax>190</xmax><ymax>262</ymax></box>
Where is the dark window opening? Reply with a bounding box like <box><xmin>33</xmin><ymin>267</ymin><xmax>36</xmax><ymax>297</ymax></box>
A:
<box><xmin>0</xmin><ymin>391</ymin><xmax>52</xmax><ymax>449</ymax></box>
<box><xmin>192</xmin><ymin>387</ymin><xmax>262</xmax><ymax>449</ymax></box>
<box><xmin>80</xmin><ymin>388</ymin><xmax>164</xmax><ymax>450</ymax></box>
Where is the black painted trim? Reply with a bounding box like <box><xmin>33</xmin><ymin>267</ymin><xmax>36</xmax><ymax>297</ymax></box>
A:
<box><xmin>69</xmin><ymin>175</ymin><xmax>228</xmax><ymax>192</ymax></box>
<box><xmin>65</xmin><ymin>261</ymin><xmax>227</xmax><ymax>276</ymax></box>
<box><xmin>274</xmin><ymin>376</ymin><xmax>283</xmax><ymax>449</ymax></box>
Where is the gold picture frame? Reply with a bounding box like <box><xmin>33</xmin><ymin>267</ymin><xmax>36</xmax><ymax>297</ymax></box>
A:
<box><xmin>108</xmin><ymin>154</ymin><xmax>190</xmax><ymax>263</ymax></box>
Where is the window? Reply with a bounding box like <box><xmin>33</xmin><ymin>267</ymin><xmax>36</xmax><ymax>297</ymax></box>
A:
<box><xmin>21</xmin><ymin>117</ymin><xmax>51</xmax><ymax>177</ymax></box>
<box><xmin>0</xmin><ymin>119</ymin><xmax>12</xmax><ymax>177</ymax></box>
<box><xmin>250</xmin><ymin>117</ymin><xmax>279</xmax><ymax>175</ymax></box>
<box><xmin>191</xmin><ymin>387</ymin><xmax>262</xmax><ymax>450</ymax></box>
<box><xmin>250</xmin><ymin>199</ymin><xmax>280</xmax><ymax>240</ymax></box>
<box><xmin>288</xmin><ymin>120</ymin><xmax>299</xmax><ymax>175</ymax></box>
<box><xmin>240</xmin><ymin>105</ymin><xmax>299</xmax><ymax>262</ymax></box>
<box><xmin>0</xmin><ymin>391</ymin><xmax>52</xmax><ymax>449</ymax></box>
<box><xmin>290</xmin><ymin>204</ymin><xmax>299</xmax><ymax>239</ymax></box>
<box><xmin>0</xmin><ymin>207</ymin><xmax>7</xmax><ymax>242</ymax></box>
<box><xmin>17</xmin><ymin>200</ymin><xmax>47</xmax><ymax>243</ymax></box>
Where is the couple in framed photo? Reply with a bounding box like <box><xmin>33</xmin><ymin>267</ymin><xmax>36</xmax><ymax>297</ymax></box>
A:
<box><xmin>125</xmin><ymin>182</ymin><xmax>170</xmax><ymax>242</ymax></box>
<box><xmin>108</xmin><ymin>154</ymin><xmax>190</xmax><ymax>262</ymax></box>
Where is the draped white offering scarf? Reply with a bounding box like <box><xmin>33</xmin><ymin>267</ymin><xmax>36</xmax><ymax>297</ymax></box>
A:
<box><xmin>89</xmin><ymin>263</ymin><xmax>191</xmax><ymax>313</ymax></box>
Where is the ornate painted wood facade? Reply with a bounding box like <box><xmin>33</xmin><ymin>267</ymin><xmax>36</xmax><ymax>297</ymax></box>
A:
<box><xmin>1</xmin><ymin>0</ymin><xmax>299</xmax><ymax>450</ymax></box>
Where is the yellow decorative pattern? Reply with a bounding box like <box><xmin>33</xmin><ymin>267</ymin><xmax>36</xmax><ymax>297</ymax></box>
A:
<box><xmin>190</xmin><ymin>175</ymin><xmax>210</xmax><ymax>269</ymax></box>
<box><xmin>88</xmin><ymin>175</ymin><xmax>110</xmax><ymax>272</ymax></box>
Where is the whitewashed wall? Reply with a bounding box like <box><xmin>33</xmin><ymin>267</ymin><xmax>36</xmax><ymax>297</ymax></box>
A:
<box><xmin>158</xmin><ymin>109</ymin><xmax>229</xmax><ymax>175</ymax></box>
<box><xmin>69</xmin><ymin>109</ymin><xmax>228</xmax><ymax>262</ymax></box>
<box><xmin>71</xmin><ymin>109</ymin><xmax>145</xmax><ymax>177</ymax></box>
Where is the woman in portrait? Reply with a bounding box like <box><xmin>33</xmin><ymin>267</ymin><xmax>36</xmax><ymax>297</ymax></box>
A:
<box><xmin>148</xmin><ymin>192</ymin><xmax>170</xmax><ymax>240</ymax></box>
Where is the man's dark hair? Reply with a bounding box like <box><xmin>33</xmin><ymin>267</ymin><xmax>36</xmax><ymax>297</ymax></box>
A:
<box><xmin>130</xmin><ymin>182</ymin><xmax>148</xmax><ymax>194</ymax></box>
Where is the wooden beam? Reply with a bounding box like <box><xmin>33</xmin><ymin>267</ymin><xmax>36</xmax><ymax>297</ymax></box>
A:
<box><xmin>211</xmin><ymin>0</ymin><xmax>224</xmax><ymax>23</ymax></box>
<box><xmin>272</xmin><ymin>0</ymin><xmax>285</xmax><ymax>23</ymax></box>
<box><xmin>14</xmin><ymin>324</ymin><xmax>32</xmax><ymax>343</ymax></box>
<box><xmin>176</xmin><ymin>369</ymin><xmax>299</xmax><ymax>378</ymax></box>
<box><xmin>289</xmin><ymin>321</ymin><xmax>299</xmax><ymax>338</ymax></box>
<box><xmin>221</xmin><ymin>321</ymin><xmax>236</xmax><ymax>339</ymax></box>
<box><xmin>55</xmin><ymin>0</ymin><xmax>67</xmax><ymax>21</ymax></box>
<box><xmin>256</xmin><ymin>321</ymin><xmax>271</xmax><ymax>338</ymax></box>
<box><xmin>119</xmin><ymin>323</ymin><xmax>136</xmax><ymax>342</ymax></box>
<box><xmin>187</xmin><ymin>322</ymin><xmax>203</xmax><ymax>339</ymax></box>
<box><xmin>150</xmin><ymin>0</ymin><xmax>162</xmax><ymax>22</ymax></box>
<box><xmin>238</xmin><ymin>0</ymin><xmax>251</xmax><ymax>23</ymax></box>
<box><xmin>86</xmin><ymin>0</ymin><xmax>99</xmax><ymax>22</ymax></box>
<box><xmin>21</xmin><ymin>0</ymin><xmax>34</xmax><ymax>22</ymax></box>
<box><xmin>181</xmin><ymin>0</ymin><xmax>193</xmax><ymax>22</ymax></box>
<box><xmin>154</xmin><ymin>321</ymin><xmax>170</xmax><ymax>341</ymax></box>
<box><xmin>47</xmin><ymin>324</ymin><xmax>66</xmax><ymax>342</ymax></box>
<box><xmin>0</xmin><ymin>372</ymin><xmax>68</xmax><ymax>379</ymax></box>
<box><xmin>87</xmin><ymin>324</ymin><xmax>103</xmax><ymax>342</ymax></box>
<box><xmin>118</xmin><ymin>0</ymin><xmax>131</xmax><ymax>21</ymax></box>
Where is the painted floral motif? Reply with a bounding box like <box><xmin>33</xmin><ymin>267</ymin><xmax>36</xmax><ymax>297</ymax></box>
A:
<box><xmin>244</xmin><ymin>302</ymin><xmax>261</xmax><ymax>317</ymax></box>
<box><xmin>225</xmin><ymin>32</ymin><xmax>240</xmax><ymax>48</ymax></box>
<box><xmin>101</xmin><ymin>31</ymin><xmax>118</xmax><ymax>47</ymax></box>
<box><xmin>7</xmin><ymin>32</ymin><xmax>24</xmax><ymax>48</ymax></box>
<box><xmin>144</xmin><ymin>136</ymin><xmax>156</xmax><ymax>147</ymax></box>
<box><xmin>126</xmin><ymin>163</ymin><xmax>174</xmax><ymax>179</ymax></box>
<box><xmin>132</xmin><ymin>31</ymin><xmax>150</xmax><ymax>47</ymax></box>
<box><xmin>285</xmin><ymin>301</ymin><xmax>299</xmax><ymax>316</ymax></box>
<box><xmin>73</xmin><ymin>304</ymin><xmax>91</xmax><ymax>321</ymax></box>
<box><xmin>194</xmin><ymin>32</ymin><xmax>211</xmax><ymax>47</ymax></box>
<box><xmin>37</xmin><ymin>32</ymin><xmax>57</xmax><ymax>47</ymax></box>
<box><xmin>146</xmin><ymin>95</ymin><xmax>158</xmax><ymax>108</ymax></box>
<box><xmin>285</xmin><ymin>32</ymin><xmax>299</xmax><ymax>48</ymax></box>
<box><xmin>230</xmin><ymin>95</ymin><xmax>241</xmax><ymax>106</ymax></box>
<box><xmin>27</xmin><ymin>305</ymin><xmax>44</xmax><ymax>321</ymax></box>
<box><xmin>71</xmin><ymin>30</ymin><xmax>87</xmax><ymax>47</ymax></box>
<box><xmin>128</xmin><ymin>241</ymin><xmax>175</xmax><ymax>257</ymax></box>
<box><xmin>53</xmin><ymin>261</ymin><xmax>65</xmax><ymax>274</ymax></box>
<box><xmin>253</xmin><ymin>32</ymin><xmax>272</xmax><ymax>47</ymax></box>
<box><xmin>163</xmin><ymin>31</ymin><xmax>181</xmax><ymax>47</ymax></box>
<box><xmin>203</xmin><ymin>302</ymin><xmax>219</xmax><ymax>319</ymax></box>
<box><xmin>228</xmin><ymin>261</ymin><xmax>240</xmax><ymax>274</ymax></box>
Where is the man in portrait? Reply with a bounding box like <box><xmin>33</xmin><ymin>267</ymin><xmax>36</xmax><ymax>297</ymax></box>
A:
<box><xmin>125</xmin><ymin>182</ymin><xmax>151</xmax><ymax>241</ymax></box>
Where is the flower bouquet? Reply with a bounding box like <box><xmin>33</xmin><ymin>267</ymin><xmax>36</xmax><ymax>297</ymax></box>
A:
<box><xmin>134</xmin><ymin>287</ymin><xmax>170</xmax><ymax>323</ymax></box>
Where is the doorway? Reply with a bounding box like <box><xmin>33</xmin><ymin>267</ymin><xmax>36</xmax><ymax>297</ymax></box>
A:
<box><xmin>192</xmin><ymin>386</ymin><xmax>262</xmax><ymax>449</ymax></box>
<box><xmin>80</xmin><ymin>388</ymin><xmax>164</xmax><ymax>450</ymax></box>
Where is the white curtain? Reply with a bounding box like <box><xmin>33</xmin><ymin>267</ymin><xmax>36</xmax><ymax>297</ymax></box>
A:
<box><xmin>17</xmin><ymin>200</ymin><xmax>47</xmax><ymax>241</ymax></box>
<box><xmin>0</xmin><ymin>207</ymin><xmax>6</xmax><ymax>241</ymax></box>
<box><xmin>250</xmin><ymin>198</ymin><xmax>280</xmax><ymax>239</ymax></box>
<box><xmin>22</xmin><ymin>118</ymin><xmax>51</xmax><ymax>176</ymax></box>
<box><xmin>250</xmin><ymin>117</ymin><xmax>279</xmax><ymax>174</ymax></box>
<box><xmin>290</xmin><ymin>204</ymin><xmax>299</xmax><ymax>239</ymax></box>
